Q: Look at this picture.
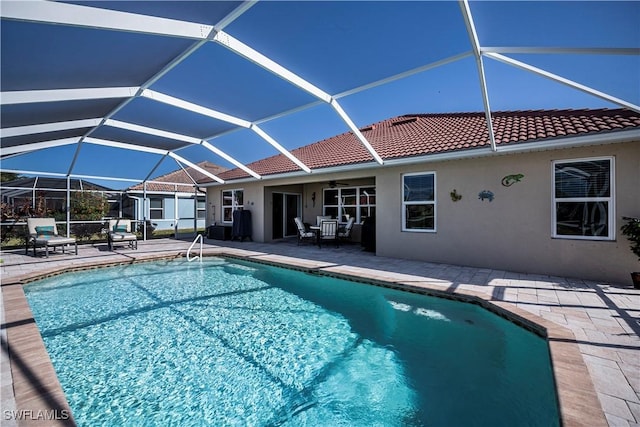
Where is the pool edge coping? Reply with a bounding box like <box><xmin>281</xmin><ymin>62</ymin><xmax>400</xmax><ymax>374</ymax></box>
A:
<box><xmin>3</xmin><ymin>250</ymin><xmax>607</xmax><ymax>427</ymax></box>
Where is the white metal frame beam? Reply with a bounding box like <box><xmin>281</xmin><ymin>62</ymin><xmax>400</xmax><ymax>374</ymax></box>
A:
<box><xmin>482</xmin><ymin>47</ymin><xmax>640</xmax><ymax>55</ymax></box>
<box><xmin>212</xmin><ymin>30</ymin><xmax>384</xmax><ymax>164</ymax></box>
<box><xmin>141</xmin><ymin>89</ymin><xmax>310</xmax><ymax>173</ymax></box>
<box><xmin>0</xmin><ymin>0</ymin><xmax>212</xmax><ymax>39</ymax></box>
<box><xmin>0</xmin><ymin>118</ymin><xmax>102</xmax><ymax>138</ymax></box>
<box><xmin>1</xmin><ymin>138</ymin><xmax>80</xmax><ymax>155</ymax></box>
<box><xmin>104</xmin><ymin>118</ymin><xmax>261</xmax><ymax>179</ymax></box>
<box><xmin>2</xmin><ymin>1</ymin><xmax>376</xmax><ymax>170</ymax></box>
<box><xmin>0</xmin><ymin>87</ymin><xmax>138</xmax><ymax>105</ymax></box>
<box><xmin>459</xmin><ymin>0</ymin><xmax>497</xmax><ymax>151</ymax></box>
<box><xmin>69</xmin><ymin>5</ymin><xmax>258</xmax><ymax>180</ymax></box>
<box><xmin>484</xmin><ymin>52</ymin><xmax>640</xmax><ymax>114</ymax></box>
<box><xmin>2</xmin><ymin>0</ymin><xmax>638</xmax><ymax>186</ymax></box>
<box><xmin>83</xmin><ymin>137</ymin><xmax>225</xmax><ymax>184</ymax></box>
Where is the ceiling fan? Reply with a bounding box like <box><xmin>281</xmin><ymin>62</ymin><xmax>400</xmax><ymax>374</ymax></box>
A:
<box><xmin>328</xmin><ymin>180</ymin><xmax>349</xmax><ymax>188</ymax></box>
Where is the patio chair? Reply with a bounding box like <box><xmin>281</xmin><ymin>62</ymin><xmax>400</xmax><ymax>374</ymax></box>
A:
<box><xmin>107</xmin><ymin>219</ymin><xmax>138</xmax><ymax>250</ymax></box>
<box><xmin>316</xmin><ymin>215</ymin><xmax>332</xmax><ymax>226</ymax></box>
<box><xmin>338</xmin><ymin>217</ymin><xmax>356</xmax><ymax>243</ymax></box>
<box><xmin>294</xmin><ymin>217</ymin><xmax>315</xmax><ymax>245</ymax></box>
<box><xmin>26</xmin><ymin>218</ymin><xmax>77</xmax><ymax>258</ymax></box>
<box><xmin>318</xmin><ymin>220</ymin><xmax>339</xmax><ymax>248</ymax></box>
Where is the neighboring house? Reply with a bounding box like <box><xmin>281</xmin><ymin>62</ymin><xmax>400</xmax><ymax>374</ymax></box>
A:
<box><xmin>202</xmin><ymin>108</ymin><xmax>640</xmax><ymax>284</ymax></box>
<box><xmin>124</xmin><ymin>161</ymin><xmax>228</xmax><ymax>234</ymax></box>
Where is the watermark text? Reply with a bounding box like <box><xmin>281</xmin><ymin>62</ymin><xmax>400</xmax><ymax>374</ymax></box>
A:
<box><xmin>3</xmin><ymin>409</ymin><xmax>71</xmax><ymax>421</ymax></box>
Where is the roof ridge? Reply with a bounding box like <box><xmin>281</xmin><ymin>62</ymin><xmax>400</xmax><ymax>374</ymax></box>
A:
<box><xmin>401</xmin><ymin>108</ymin><xmax>626</xmax><ymax>119</ymax></box>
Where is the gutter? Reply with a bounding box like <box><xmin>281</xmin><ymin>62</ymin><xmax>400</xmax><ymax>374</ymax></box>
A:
<box><xmin>199</xmin><ymin>128</ymin><xmax>640</xmax><ymax>187</ymax></box>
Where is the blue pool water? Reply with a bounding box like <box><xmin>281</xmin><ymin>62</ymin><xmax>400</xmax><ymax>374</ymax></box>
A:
<box><xmin>24</xmin><ymin>258</ymin><xmax>560</xmax><ymax>426</ymax></box>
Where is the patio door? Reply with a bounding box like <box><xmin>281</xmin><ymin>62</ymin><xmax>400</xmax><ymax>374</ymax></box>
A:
<box><xmin>272</xmin><ymin>193</ymin><xmax>300</xmax><ymax>239</ymax></box>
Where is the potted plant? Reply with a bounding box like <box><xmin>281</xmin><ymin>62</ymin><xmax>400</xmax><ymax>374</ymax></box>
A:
<box><xmin>621</xmin><ymin>216</ymin><xmax>640</xmax><ymax>289</ymax></box>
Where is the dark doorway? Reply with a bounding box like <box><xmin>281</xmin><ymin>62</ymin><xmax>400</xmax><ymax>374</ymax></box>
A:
<box><xmin>272</xmin><ymin>193</ymin><xmax>300</xmax><ymax>239</ymax></box>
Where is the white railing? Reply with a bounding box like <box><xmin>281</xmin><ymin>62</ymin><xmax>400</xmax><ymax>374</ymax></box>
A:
<box><xmin>187</xmin><ymin>233</ymin><xmax>203</xmax><ymax>262</ymax></box>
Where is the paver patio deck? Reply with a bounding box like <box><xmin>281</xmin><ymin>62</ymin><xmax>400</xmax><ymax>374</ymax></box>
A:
<box><xmin>1</xmin><ymin>237</ymin><xmax>638</xmax><ymax>426</ymax></box>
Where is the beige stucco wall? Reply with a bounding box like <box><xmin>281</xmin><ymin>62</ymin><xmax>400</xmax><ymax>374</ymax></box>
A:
<box><xmin>206</xmin><ymin>140</ymin><xmax>638</xmax><ymax>284</ymax></box>
<box><xmin>206</xmin><ymin>181</ymin><xmax>266</xmax><ymax>240</ymax></box>
<box><xmin>376</xmin><ymin>141</ymin><xmax>639</xmax><ymax>284</ymax></box>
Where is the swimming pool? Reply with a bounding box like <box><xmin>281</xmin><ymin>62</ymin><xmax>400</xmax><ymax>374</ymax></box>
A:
<box><xmin>24</xmin><ymin>257</ymin><xmax>560</xmax><ymax>426</ymax></box>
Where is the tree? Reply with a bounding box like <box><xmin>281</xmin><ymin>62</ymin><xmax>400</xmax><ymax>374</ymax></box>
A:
<box><xmin>0</xmin><ymin>172</ymin><xmax>20</xmax><ymax>182</ymax></box>
<box><xmin>70</xmin><ymin>192</ymin><xmax>109</xmax><ymax>240</ymax></box>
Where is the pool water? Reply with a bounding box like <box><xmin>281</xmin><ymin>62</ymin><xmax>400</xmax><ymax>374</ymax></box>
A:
<box><xmin>24</xmin><ymin>258</ymin><xmax>560</xmax><ymax>426</ymax></box>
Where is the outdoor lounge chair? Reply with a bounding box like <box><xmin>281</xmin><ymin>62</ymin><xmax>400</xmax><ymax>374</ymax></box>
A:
<box><xmin>26</xmin><ymin>218</ymin><xmax>77</xmax><ymax>258</ymax></box>
<box><xmin>107</xmin><ymin>219</ymin><xmax>138</xmax><ymax>250</ymax></box>
<box><xmin>294</xmin><ymin>217</ymin><xmax>315</xmax><ymax>245</ymax></box>
<box><xmin>318</xmin><ymin>219</ymin><xmax>339</xmax><ymax>248</ymax></box>
<box><xmin>338</xmin><ymin>217</ymin><xmax>356</xmax><ymax>243</ymax></box>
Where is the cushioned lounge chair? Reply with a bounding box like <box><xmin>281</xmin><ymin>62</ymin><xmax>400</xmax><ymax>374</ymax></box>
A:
<box><xmin>107</xmin><ymin>219</ymin><xmax>138</xmax><ymax>250</ymax></box>
<box><xmin>26</xmin><ymin>218</ymin><xmax>77</xmax><ymax>258</ymax></box>
<box><xmin>294</xmin><ymin>217</ymin><xmax>315</xmax><ymax>245</ymax></box>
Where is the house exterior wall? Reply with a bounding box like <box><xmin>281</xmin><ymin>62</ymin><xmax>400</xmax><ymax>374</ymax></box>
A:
<box><xmin>205</xmin><ymin>140</ymin><xmax>638</xmax><ymax>284</ymax></box>
<box><xmin>375</xmin><ymin>141</ymin><xmax>639</xmax><ymax>284</ymax></box>
<box><xmin>207</xmin><ymin>183</ymin><xmax>265</xmax><ymax>240</ymax></box>
<box><xmin>129</xmin><ymin>194</ymin><xmax>205</xmax><ymax>232</ymax></box>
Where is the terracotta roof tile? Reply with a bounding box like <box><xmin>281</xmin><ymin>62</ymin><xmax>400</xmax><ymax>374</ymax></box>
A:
<box><xmin>217</xmin><ymin>108</ymin><xmax>639</xmax><ymax>182</ymax></box>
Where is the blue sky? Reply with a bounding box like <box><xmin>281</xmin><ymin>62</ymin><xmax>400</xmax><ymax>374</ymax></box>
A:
<box><xmin>1</xmin><ymin>1</ymin><xmax>639</xmax><ymax>190</ymax></box>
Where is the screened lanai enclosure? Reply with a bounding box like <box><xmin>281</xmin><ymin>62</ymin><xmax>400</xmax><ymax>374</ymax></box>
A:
<box><xmin>1</xmin><ymin>1</ymin><xmax>638</xmax><ymax>245</ymax></box>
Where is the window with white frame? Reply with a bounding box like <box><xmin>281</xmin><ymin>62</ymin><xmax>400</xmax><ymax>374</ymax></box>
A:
<box><xmin>149</xmin><ymin>198</ymin><xmax>163</xmax><ymax>220</ymax></box>
<box><xmin>402</xmin><ymin>172</ymin><xmax>436</xmax><ymax>232</ymax></box>
<box><xmin>197</xmin><ymin>197</ymin><xmax>206</xmax><ymax>220</ymax></box>
<box><xmin>553</xmin><ymin>157</ymin><xmax>614</xmax><ymax>240</ymax></box>
<box><xmin>222</xmin><ymin>189</ymin><xmax>243</xmax><ymax>223</ymax></box>
<box><xmin>322</xmin><ymin>186</ymin><xmax>376</xmax><ymax>223</ymax></box>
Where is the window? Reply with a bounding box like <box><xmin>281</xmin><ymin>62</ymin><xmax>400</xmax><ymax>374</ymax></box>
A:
<box><xmin>149</xmin><ymin>198</ymin><xmax>163</xmax><ymax>220</ymax></box>
<box><xmin>196</xmin><ymin>197</ymin><xmax>206</xmax><ymax>220</ymax></box>
<box><xmin>553</xmin><ymin>157</ymin><xmax>614</xmax><ymax>240</ymax></box>
<box><xmin>322</xmin><ymin>186</ymin><xmax>376</xmax><ymax>223</ymax></box>
<box><xmin>222</xmin><ymin>189</ymin><xmax>243</xmax><ymax>223</ymax></box>
<box><xmin>402</xmin><ymin>172</ymin><xmax>435</xmax><ymax>232</ymax></box>
<box><xmin>359</xmin><ymin>187</ymin><xmax>376</xmax><ymax>221</ymax></box>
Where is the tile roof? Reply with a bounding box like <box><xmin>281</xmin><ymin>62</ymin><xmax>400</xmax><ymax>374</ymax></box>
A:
<box><xmin>127</xmin><ymin>161</ymin><xmax>228</xmax><ymax>193</ymax></box>
<box><xmin>217</xmin><ymin>108</ymin><xmax>639</xmax><ymax>181</ymax></box>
